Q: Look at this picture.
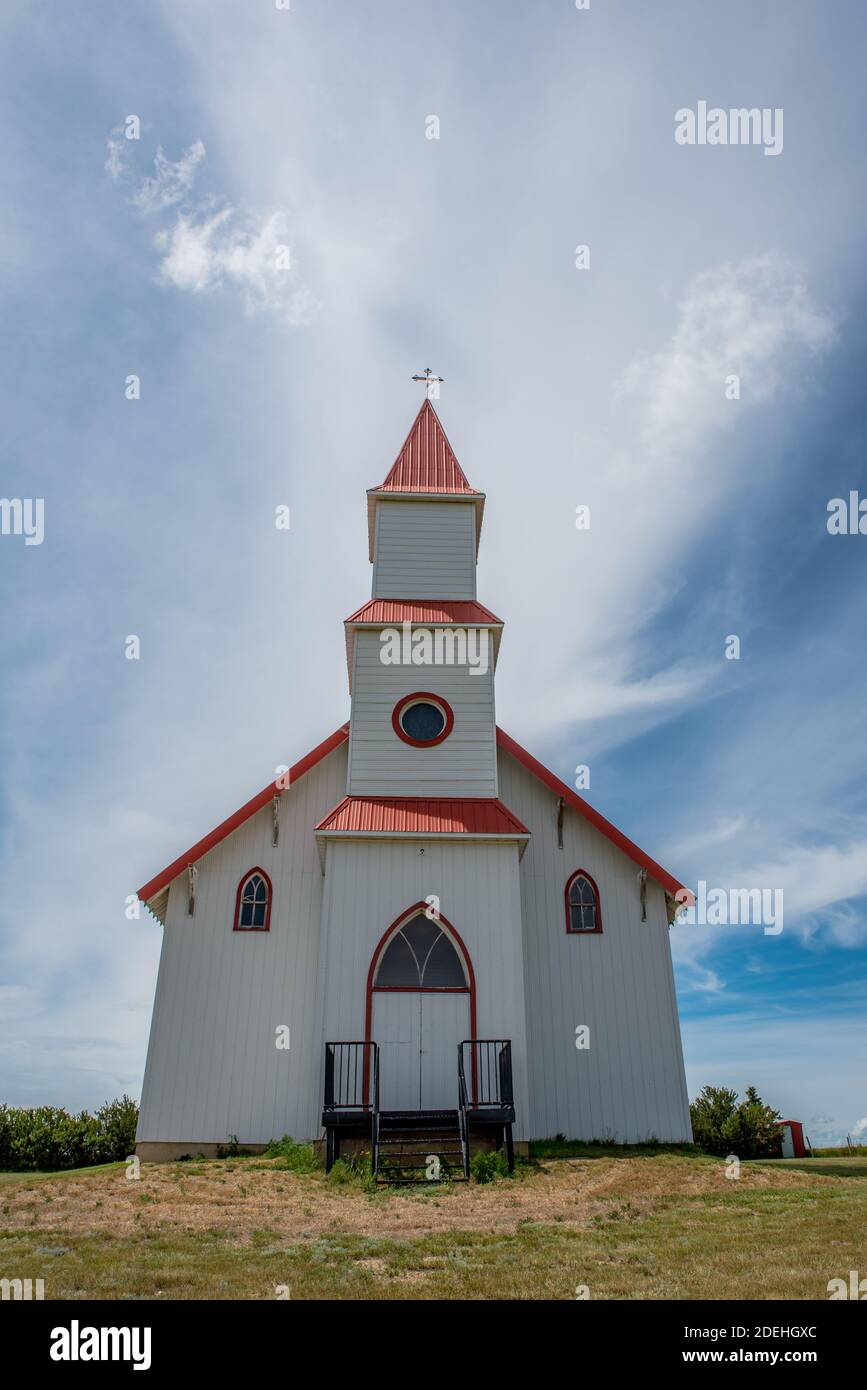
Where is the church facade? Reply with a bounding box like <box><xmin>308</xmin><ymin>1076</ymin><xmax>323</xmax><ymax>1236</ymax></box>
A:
<box><xmin>136</xmin><ymin>399</ymin><xmax>692</xmax><ymax>1168</ymax></box>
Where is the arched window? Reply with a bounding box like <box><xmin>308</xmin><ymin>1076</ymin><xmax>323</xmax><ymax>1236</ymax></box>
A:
<box><xmin>565</xmin><ymin>869</ymin><xmax>602</xmax><ymax>934</ymax></box>
<box><xmin>233</xmin><ymin>867</ymin><xmax>272</xmax><ymax>932</ymax></box>
<box><xmin>374</xmin><ymin>913</ymin><xmax>467</xmax><ymax>989</ymax></box>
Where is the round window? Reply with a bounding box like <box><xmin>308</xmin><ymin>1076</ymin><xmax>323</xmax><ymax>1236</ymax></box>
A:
<box><xmin>402</xmin><ymin>701</ymin><xmax>445</xmax><ymax>742</ymax></box>
<box><xmin>392</xmin><ymin>693</ymin><xmax>454</xmax><ymax>747</ymax></box>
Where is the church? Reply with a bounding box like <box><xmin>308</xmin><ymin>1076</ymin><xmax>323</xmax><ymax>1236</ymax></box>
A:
<box><xmin>136</xmin><ymin>396</ymin><xmax>692</xmax><ymax>1176</ymax></box>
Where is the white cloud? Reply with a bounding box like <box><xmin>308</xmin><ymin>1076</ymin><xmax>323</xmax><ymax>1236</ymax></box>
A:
<box><xmin>620</xmin><ymin>253</ymin><xmax>837</xmax><ymax>464</ymax></box>
<box><xmin>155</xmin><ymin>206</ymin><xmax>317</xmax><ymax>324</ymax></box>
<box><xmin>105</xmin><ymin>131</ymin><xmax>315</xmax><ymax>324</ymax></box>
<box><xmin>133</xmin><ymin>139</ymin><xmax>206</xmax><ymax>213</ymax></box>
<box><xmin>104</xmin><ymin>134</ymin><xmax>125</xmax><ymax>182</ymax></box>
<box><xmin>499</xmin><ymin>253</ymin><xmax>836</xmax><ymax>747</ymax></box>
<box><xmin>730</xmin><ymin>842</ymin><xmax>867</xmax><ymax>945</ymax></box>
<box><xmin>675</xmin><ymin>816</ymin><xmax>749</xmax><ymax>859</ymax></box>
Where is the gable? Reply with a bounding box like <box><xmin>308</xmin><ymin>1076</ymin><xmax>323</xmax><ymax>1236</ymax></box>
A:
<box><xmin>137</xmin><ymin>724</ymin><xmax>349</xmax><ymax>921</ymax></box>
<box><xmin>495</xmin><ymin>728</ymin><xmax>691</xmax><ymax>917</ymax></box>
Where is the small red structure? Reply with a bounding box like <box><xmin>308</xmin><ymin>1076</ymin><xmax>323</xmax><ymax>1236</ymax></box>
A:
<box><xmin>778</xmin><ymin>1120</ymin><xmax>809</xmax><ymax>1158</ymax></box>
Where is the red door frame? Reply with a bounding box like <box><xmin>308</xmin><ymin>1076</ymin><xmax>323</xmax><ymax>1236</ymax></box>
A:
<box><xmin>364</xmin><ymin>901</ymin><xmax>477</xmax><ymax>1107</ymax></box>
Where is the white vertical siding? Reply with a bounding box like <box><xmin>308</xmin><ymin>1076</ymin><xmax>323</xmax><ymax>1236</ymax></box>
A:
<box><xmin>318</xmin><ymin>838</ymin><xmax>530</xmax><ymax>1137</ymax></box>
<box><xmin>497</xmin><ymin>748</ymin><xmax>692</xmax><ymax>1142</ymax></box>
<box><xmin>372</xmin><ymin>501</ymin><xmax>477</xmax><ymax>599</ymax></box>
<box><xmin>347</xmin><ymin>629</ymin><xmax>498</xmax><ymax>796</ymax></box>
<box><xmin>136</xmin><ymin>742</ymin><xmax>348</xmax><ymax>1147</ymax></box>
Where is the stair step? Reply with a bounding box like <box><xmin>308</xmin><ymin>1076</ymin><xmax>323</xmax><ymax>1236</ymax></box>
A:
<box><xmin>378</xmin><ymin>1143</ymin><xmax>463</xmax><ymax>1151</ymax></box>
<box><xmin>377</xmin><ymin>1177</ymin><xmax>469</xmax><ymax>1186</ymax></box>
<box><xmin>379</xmin><ymin>1161</ymin><xmax>462</xmax><ymax>1168</ymax></box>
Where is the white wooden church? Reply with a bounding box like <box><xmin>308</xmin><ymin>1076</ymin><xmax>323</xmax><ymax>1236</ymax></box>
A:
<box><xmin>136</xmin><ymin>397</ymin><xmax>692</xmax><ymax>1175</ymax></box>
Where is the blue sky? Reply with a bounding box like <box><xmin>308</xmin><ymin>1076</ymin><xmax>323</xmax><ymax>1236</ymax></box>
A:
<box><xmin>1</xmin><ymin>0</ymin><xmax>865</xmax><ymax>1146</ymax></box>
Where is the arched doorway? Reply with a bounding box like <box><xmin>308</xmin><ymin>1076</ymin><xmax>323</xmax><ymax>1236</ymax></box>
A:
<box><xmin>366</xmin><ymin>905</ymin><xmax>475</xmax><ymax>1111</ymax></box>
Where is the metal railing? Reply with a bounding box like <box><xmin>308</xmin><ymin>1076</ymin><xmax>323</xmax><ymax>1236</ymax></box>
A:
<box><xmin>323</xmin><ymin>1041</ymin><xmax>380</xmax><ymax>1174</ymax></box>
<box><xmin>459</xmin><ymin>1039</ymin><xmax>514</xmax><ymax>1109</ymax></box>
<box><xmin>457</xmin><ymin>1040</ymin><xmax>515</xmax><ymax>1178</ymax></box>
<box><xmin>457</xmin><ymin>1049</ymin><xmax>471</xmax><ymax>1178</ymax></box>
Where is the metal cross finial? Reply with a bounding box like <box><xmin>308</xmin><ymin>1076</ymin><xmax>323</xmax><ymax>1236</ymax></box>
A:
<box><xmin>412</xmin><ymin>367</ymin><xmax>444</xmax><ymax>399</ymax></box>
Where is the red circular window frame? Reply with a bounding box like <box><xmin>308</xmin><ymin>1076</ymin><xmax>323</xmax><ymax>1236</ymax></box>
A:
<box><xmin>392</xmin><ymin>692</ymin><xmax>455</xmax><ymax>748</ymax></box>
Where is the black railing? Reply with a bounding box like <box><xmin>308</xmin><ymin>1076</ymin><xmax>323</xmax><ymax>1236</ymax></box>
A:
<box><xmin>323</xmin><ymin>1040</ymin><xmax>374</xmax><ymax>1111</ymax></box>
<box><xmin>322</xmin><ymin>1041</ymin><xmax>380</xmax><ymax>1174</ymax></box>
<box><xmin>457</xmin><ymin>1049</ymin><xmax>471</xmax><ymax>1178</ymax></box>
<box><xmin>457</xmin><ymin>1039</ymin><xmax>515</xmax><ymax>1175</ymax></box>
<box><xmin>370</xmin><ymin>1044</ymin><xmax>380</xmax><ymax>1176</ymax></box>
<box><xmin>459</xmin><ymin>1039</ymin><xmax>514</xmax><ymax>1109</ymax></box>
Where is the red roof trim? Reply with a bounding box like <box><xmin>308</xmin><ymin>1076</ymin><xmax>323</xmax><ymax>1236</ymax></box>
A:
<box><xmin>137</xmin><ymin>724</ymin><xmax>350</xmax><ymax>904</ymax></box>
<box><xmin>345</xmin><ymin>599</ymin><xmax>503</xmax><ymax>626</ymax></box>
<box><xmin>496</xmin><ymin>727</ymin><xmax>692</xmax><ymax>902</ymax></box>
<box><xmin>315</xmin><ymin>795</ymin><xmax>530</xmax><ymax>837</ymax></box>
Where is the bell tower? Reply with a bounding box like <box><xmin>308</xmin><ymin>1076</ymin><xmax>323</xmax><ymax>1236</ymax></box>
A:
<box><xmin>343</xmin><ymin>398</ymin><xmax>503</xmax><ymax>798</ymax></box>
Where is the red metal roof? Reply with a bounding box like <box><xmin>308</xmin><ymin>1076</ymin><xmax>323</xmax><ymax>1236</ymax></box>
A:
<box><xmin>346</xmin><ymin>599</ymin><xmax>503</xmax><ymax>626</ymax></box>
<box><xmin>315</xmin><ymin>796</ymin><xmax>530</xmax><ymax>836</ymax></box>
<box><xmin>376</xmin><ymin>400</ymin><xmax>480</xmax><ymax>495</ymax></box>
<box><xmin>495</xmin><ymin>727</ymin><xmax>692</xmax><ymax>905</ymax></box>
<box><xmin>343</xmin><ymin>600</ymin><xmax>504</xmax><ymax>691</ymax></box>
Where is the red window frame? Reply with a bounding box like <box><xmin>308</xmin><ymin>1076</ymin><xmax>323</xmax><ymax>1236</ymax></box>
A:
<box><xmin>233</xmin><ymin>866</ymin><xmax>273</xmax><ymax>933</ymax></box>
<box><xmin>564</xmin><ymin>868</ymin><xmax>603</xmax><ymax>935</ymax></box>
<box><xmin>391</xmin><ymin>692</ymin><xmax>455</xmax><ymax>748</ymax></box>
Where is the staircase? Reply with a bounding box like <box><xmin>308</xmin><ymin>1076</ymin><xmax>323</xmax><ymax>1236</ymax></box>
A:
<box><xmin>376</xmin><ymin>1109</ymin><xmax>467</xmax><ymax>1185</ymax></box>
<box><xmin>322</xmin><ymin>1040</ymin><xmax>515</xmax><ymax>1185</ymax></box>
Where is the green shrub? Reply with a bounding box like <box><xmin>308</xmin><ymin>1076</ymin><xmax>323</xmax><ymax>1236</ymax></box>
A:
<box><xmin>327</xmin><ymin>1153</ymin><xmax>374</xmax><ymax>1190</ymax></box>
<box><xmin>216</xmin><ymin>1135</ymin><xmax>254</xmax><ymax>1159</ymax></box>
<box><xmin>261</xmin><ymin>1136</ymin><xmax>319</xmax><ymax>1172</ymax></box>
<box><xmin>92</xmin><ymin>1096</ymin><xmax>139</xmax><ymax>1163</ymax></box>
<box><xmin>0</xmin><ymin>1096</ymin><xmax>139</xmax><ymax>1171</ymax></box>
<box><xmin>690</xmin><ymin>1085</ymin><xmax>782</xmax><ymax>1158</ymax></box>
<box><xmin>470</xmin><ymin>1148</ymin><xmax>511</xmax><ymax>1184</ymax></box>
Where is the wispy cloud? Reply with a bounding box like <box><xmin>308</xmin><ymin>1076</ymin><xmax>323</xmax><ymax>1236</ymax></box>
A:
<box><xmin>155</xmin><ymin>205</ymin><xmax>317</xmax><ymax>323</ymax></box>
<box><xmin>504</xmin><ymin>253</ymin><xmax>836</xmax><ymax>746</ymax></box>
<box><xmin>133</xmin><ymin>139</ymin><xmax>206</xmax><ymax>213</ymax></box>
<box><xmin>620</xmin><ymin>254</ymin><xmax>836</xmax><ymax>464</ymax></box>
<box><xmin>105</xmin><ymin>132</ymin><xmax>316</xmax><ymax>324</ymax></box>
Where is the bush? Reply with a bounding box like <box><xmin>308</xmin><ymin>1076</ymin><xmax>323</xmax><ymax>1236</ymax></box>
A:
<box><xmin>690</xmin><ymin>1085</ymin><xmax>781</xmax><ymax>1158</ymax></box>
<box><xmin>216</xmin><ymin>1135</ymin><xmax>254</xmax><ymax>1158</ymax></box>
<box><xmin>470</xmin><ymin>1148</ymin><xmax>511</xmax><ymax>1184</ymax></box>
<box><xmin>261</xmin><ymin>1136</ymin><xmax>319</xmax><ymax>1172</ymax></box>
<box><xmin>0</xmin><ymin>1096</ymin><xmax>139</xmax><ymax>1171</ymax></box>
<box><xmin>326</xmin><ymin>1153</ymin><xmax>374</xmax><ymax>1190</ymax></box>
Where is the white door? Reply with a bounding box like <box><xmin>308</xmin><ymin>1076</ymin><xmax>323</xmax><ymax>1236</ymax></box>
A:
<box><xmin>376</xmin><ymin>993</ymin><xmax>421</xmax><ymax>1110</ymax></box>
<box><xmin>420</xmin><ymin>992</ymin><xmax>466</xmax><ymax>1110</ymax></box>
<box><xmin>371</xmin><ymin>913</ymin><xmax>470</xmax><ymax>1111</ymax></box>
<box><xmin>373</xmin><ymin>991</ymin><xmax>468</xmax><ymax>1110</ymax></box>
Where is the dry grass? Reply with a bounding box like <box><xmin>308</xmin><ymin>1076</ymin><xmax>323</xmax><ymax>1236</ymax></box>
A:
<box><xmin>1</xmin><ymin>1152</ymin><xmax>865</xmax><ymax>1300</ymax></box>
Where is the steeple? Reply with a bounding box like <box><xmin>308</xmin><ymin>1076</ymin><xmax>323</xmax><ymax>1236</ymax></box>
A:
<box><xmin>347</xmin><ymin>398</ymin><xmax>499</xmax><ymax>797</ymax></box>
<box><xmin>367</xmin><ymin>400</ymin><xmax>485</xmax><ymax>560</ymax></box>
<box><xmin>379</xmin><ymin>399</ymin><xmax>480</xmax><ymax>495</ymax></box>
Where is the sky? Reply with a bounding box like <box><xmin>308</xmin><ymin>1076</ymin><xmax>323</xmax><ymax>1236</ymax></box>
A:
<box><xmin>1</xmin><ymin>0</ymin><xmax>865</xmax><ymax>1147</ymax></box>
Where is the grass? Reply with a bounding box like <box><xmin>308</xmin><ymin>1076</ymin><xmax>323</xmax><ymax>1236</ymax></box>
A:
<box><xmin>1</xmin><ymin>1150</ymin><xmax>865</xmax><ymax>1299</ymax></box>
<box><xmin>0</xmin><ymin>1161</ymin><xmax>126</xmax><ymax>1185</ymax></box>
<box><xmin>812</xmin><ymin>1145</ymin><xmax>867</xmax><ymax>1158</ymax></box>
<box><xmin>528</xmin><ymin>1139</ymin><xmax>702</xmax><ymax>1159</ymax></box>
<box><xmin>748</xmin><ymin>1156</ymin><xmax>867</xmax><ymax>1179</ymax></box>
